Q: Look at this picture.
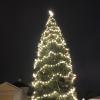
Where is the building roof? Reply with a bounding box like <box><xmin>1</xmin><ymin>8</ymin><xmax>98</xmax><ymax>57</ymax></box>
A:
<box><xmin>0</xmin><ymin>82</ymin><xmax>21</xmax><ymax>91</ymax></box>
<box><xmin>89</xmin><ymin>96</ymin><xmax>100</xmax><ymax>100</ymax></box>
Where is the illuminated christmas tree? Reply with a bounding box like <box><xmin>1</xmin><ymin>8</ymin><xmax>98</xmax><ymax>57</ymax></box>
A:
<box><xmin>32</xmin><ymin>10</ymin><xmax>77</xmax><ymax>100</ymax></box>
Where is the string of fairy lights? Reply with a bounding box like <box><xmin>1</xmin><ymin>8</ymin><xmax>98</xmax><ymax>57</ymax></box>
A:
<box><xmin>34</xmin><ymin>60</ymin><xmax>72</xmax><ymax>75</ymax></box>
<box><xmin>38</xmin><ymin>41</ymin><xmax>67</xmax><ymax>57</ymax></box>
<box><xmin>40</xmin><ymin>35</ymin><xmax>64</xmax><ymax>46</ymax></box>
<box><xmin>32</xmin><ymin>87</ymin><xmax>77</xmax><ymax>100</ymax></box>
<box><xmin>38</xmin><ymin>40</ymin><xmax>66</xmax><ymax>55</ymax></box>
<box><xmin>35</xmin><ymin>51</ymin><xmax>71</xmax><ymax>68</ymax></box>
<box><xmin>32</xmin><ymin>71</ymin><xmax>76</xmax><ymax>87</ymax></box>
<box><xmin>32</xmin><ymin>10</ymin><xmax>77</xmax><ymax>100</ymax></box>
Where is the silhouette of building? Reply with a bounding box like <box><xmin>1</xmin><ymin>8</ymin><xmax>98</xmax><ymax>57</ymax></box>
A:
<box><xmin>0</xmin><ymin>81</ymin><xmax>32</xmax><ymax>100</ymax></box>
<box><xmin>88</xmin><ymin>96</ymin><xmax>100</xmax><ymax>100</ymax></box>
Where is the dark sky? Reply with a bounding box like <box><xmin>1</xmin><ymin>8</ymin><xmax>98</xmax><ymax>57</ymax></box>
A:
<box><xmin>0</xmin><ymin>0</ymin><xmax>100</xmax><ymax>99</ymax></box>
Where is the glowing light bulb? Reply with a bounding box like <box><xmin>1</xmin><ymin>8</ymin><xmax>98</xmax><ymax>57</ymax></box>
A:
<box><xmin>49</xmin><ymin>10</ymin><xmax>54</xmax><ymax>17</ymax></box>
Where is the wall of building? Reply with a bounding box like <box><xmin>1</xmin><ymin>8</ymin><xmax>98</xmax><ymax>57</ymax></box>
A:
<box><xmin>0</xmin><ymin>82</ymin><xmax>30</xmax><ymax>100</ymax></box>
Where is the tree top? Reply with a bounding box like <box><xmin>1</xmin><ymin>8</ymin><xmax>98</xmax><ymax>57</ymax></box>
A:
<box><xmin>49</xmin><ymin>10</ymin><xmax>54</xmax><ymax>17</ymax></box>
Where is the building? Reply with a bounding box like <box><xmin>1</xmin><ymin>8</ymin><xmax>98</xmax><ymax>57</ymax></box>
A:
<box><xmin>88</xmin><ymin>96</ymin><xmax>100</xmax><ymax>100</ymax></box>
<box><xmin>0</xmin><ymin>82</ymin><xmax>31</xmax><ymax>100</ymax></box>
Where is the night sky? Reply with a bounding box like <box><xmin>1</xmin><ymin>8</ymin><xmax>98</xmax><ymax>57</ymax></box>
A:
<box><xmin>0</xmin><ymin>0</ymin><xmax>100</xmax><ymax>99</ymax></box>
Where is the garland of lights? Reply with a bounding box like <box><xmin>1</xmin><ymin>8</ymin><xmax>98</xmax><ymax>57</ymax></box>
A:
<box><xmin>32</xmin><ymin>71</ymin><xmax>76</xmax><ymax>86</ymax></box>
<box><xmin>37</xmin><ymin>44</ymin><xmax>68</xmax><ymax>57</ymax></box>
<box><xmin>34</xmin><ymin>60</ymin><xmax>72</xmax><ymax>74</ymax></box>
<box><xmin>35</xmin><ymin>51</ymin><xmax>71</xmax><ymax>69</ymax></box>
<box><xmin>37</xmin><ymin>51</ymin><xmax>71</xmax><ymax>62</ymax></box>
<box><xmin>38</xmin><ymin>40</ymin><xmax>66</xmax><ymax>51</ymax></box>
<box><xmin>32</xmin><ymin>87</ymin><xmax>77</xmax><ymax>100</ymax></box>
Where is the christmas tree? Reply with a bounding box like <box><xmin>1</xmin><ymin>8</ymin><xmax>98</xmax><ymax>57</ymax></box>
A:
<box><xmin>32</xmin><ymin>10</ymin><xmax>77</xmax><ymax>100</ymax></box>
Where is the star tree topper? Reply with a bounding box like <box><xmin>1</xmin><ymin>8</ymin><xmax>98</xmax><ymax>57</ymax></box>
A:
<box><xmin>49</xmin><ymin>10</ymin><xmax>54</xmax><ymax>17</ymax></box>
